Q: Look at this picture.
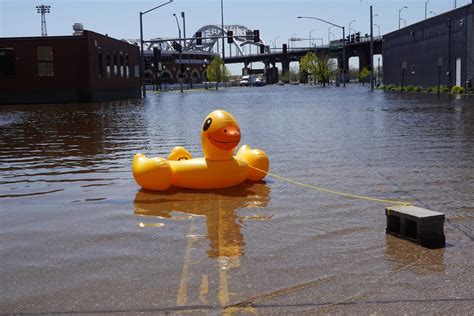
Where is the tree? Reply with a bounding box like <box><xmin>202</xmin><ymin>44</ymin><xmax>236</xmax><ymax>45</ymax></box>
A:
<box><xmin>205</xmin><ymin>57</ymin><xmax>230</xmax><ymax>82</ymax></box>
<box><xmin>359</xmin><ymin>67</ymin><xmax>370</xmax><ymax>86</ymax></box>
<box><xmin>300</xmin><ymin>52</ymin><xmax>335</xmax><ymax>87</ymax></box>
<box><xmin>300</xmin><ymin>52</ymin><xmax>318</xmax><ymax>84</ymax></box>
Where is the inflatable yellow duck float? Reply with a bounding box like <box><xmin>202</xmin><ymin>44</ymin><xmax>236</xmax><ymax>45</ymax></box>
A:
<box><xmin>132</xmin><ymin>110</ymin><xmax>269</xmax><ymax>190</ymax></box>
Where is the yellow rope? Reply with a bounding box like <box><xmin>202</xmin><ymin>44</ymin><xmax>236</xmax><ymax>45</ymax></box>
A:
<box><xmin>239</xmin><ymin>161</ymin><xmax>411</xmax><ymax>206</ymax></box>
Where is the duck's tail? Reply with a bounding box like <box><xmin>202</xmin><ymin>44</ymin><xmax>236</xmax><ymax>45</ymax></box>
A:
<box><xmin>132</xmin><ymin>153</ymin><xmax>172</xmax><ymax>190</ymax></box>
<box><xmin>236</xmin><ymin>145</ymin><xmax>269</xmax><ymax>181</ymax></box>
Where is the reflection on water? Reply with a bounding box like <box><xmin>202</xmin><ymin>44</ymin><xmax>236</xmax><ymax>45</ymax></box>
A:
<box><xmin>134</xmin><ymin>181</ymin><xmax>270</xmax><ymax>258</ymax></box>
<box><xmin>385</xmin><ymin>234</ymin><xmax>445</xmax><ymax>274</ymax></box>
<box><xmin>1</xmin><ymin>87</ymin><xmax>473</xmax><ymax>313</ymax></box>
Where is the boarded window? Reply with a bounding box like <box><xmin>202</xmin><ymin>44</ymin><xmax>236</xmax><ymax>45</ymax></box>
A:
<box><xmin>37</xmin><ymin>46</ymin><xmax>54</xmax><ymax>77</ymax></box>
<box><xmin>125</xmin><ymin>53</ymin><xmax>129</xmax><ymax>79</ymax></box>
<box><xmin>0</xmin><ymin>47</ymin><xmax>15</xmax><ymax>77</ymax></box>
<box><xmin>106</xmin><ymin>50</ymin><xmax>111</xmax><ymax>78</ymax></box>
<box><xmin>113</xmin><ymin>51</ymin><xmax>118</xmax><ymax>76</ymax></box>
<box><xmin>97</xmin><ymin>48</ymin><xmax>103</xmax><ymax>78</ymax></box>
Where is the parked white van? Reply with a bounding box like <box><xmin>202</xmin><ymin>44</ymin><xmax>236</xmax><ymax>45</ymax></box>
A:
<box><xmin>240</xmin><ymin>75</ymin><xmax>257</xmax><ymax>86</ymax></box>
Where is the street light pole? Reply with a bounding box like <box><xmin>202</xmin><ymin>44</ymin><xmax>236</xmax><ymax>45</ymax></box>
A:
<box><xmin>309</xmin><ymin>29</ymin><xmax>316</xmax><ymax>47</ymax></box>
<box><xmin>348</xmin><ymin>19</ymin><xmax>356</xmax><ymax>37</ymax></box>
<box><xmin>374</xmin><ymin>23</ymin><xmax>381</xmax><ymax>36</ymax></box>
<box><xmin>399</xmin><ymin>6</ymin><xmax>408</xmax><ymax>29</ymax></box>
<box><xmin>219</xmin><ymin>0</ymin><xmax>225</xmax><ymax>91</ymax></box>
<box><xmin>139</xmin><ymin>0</ymin><xmax>174</xmax><ymax>98</ymax></box>
<box><xmin>425</xmin><ymin>0</ymin><xmax>430</xmax><ymax>20</ymax></box>
<box><xmin>271</xmin><ymin>36</ymin><xmax>279</xmax><ymax>50</ymax></box>
<box><xmin>181</xmin><ymin>12</ymin><xmax>186</xmax><ymax>40</ymax></box>
<box><xmin>173</xmin><ymin>13</ymin><xmax>183</xmax><ymax>93</ymax></box>
<box><xmin>370</xmin><ymin>5</ymin><xmax>374</xmax><ymax>90</ymax></box>
<box><xmin>328</xmin><ymin>26</ymin><xmax>334</xmax><ymax>44</ymax></box>
<box><xmin>343</xmin><ymin>26</ymin><xmax>346</xmax><ymax>87</ymax></box>
<box><xmin>400</xmin><ymin>18</ymin><xmax>407</xmax><ymax>28</ymax></box>
<box><xmin>297</xmin><ymin>16</ymin><xmax>346</xmax><ymax>87</ymax></box>
<box><xmin>291</xmin><ymin>33</ymin><xmax>297</xmax><ymax>48</ymax></box>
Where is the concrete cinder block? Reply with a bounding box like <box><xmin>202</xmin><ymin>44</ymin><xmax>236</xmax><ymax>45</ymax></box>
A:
<box><xmin>386</xmin><ymin>205</ymin><xmax>445</xmax><ymax>248</ymax></box>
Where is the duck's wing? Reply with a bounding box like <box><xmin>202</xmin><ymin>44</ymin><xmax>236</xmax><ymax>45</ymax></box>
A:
<box><xmin>167</xmin><ymin>146</ymin><xmax>193</xmax><ymax>161</ymax></box>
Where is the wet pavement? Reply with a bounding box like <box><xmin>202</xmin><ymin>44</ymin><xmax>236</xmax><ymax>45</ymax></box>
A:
<box><xmin>1</xmin><ymin>85</ymin><xmax>473</xmax><ymax>314</ymax></box>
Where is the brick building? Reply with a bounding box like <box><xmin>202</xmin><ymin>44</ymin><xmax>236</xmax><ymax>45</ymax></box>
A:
<box><xmin>0</xmin><ymin>30</ymin><xmax>141</xmax><ymax>104</ymax></box>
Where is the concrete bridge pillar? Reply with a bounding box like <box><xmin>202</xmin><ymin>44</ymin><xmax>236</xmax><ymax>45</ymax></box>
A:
<box><xmin>359</xmin><ymin>51</ymin><xmax>372</xmax><ymax>72</ymax></box>
<box><xmin>337</xmin><ymin>55</ymin><xmax>350</xmax><ymax>84</ymax></box>
<box><xmin>281</xmin><ymin>59</ymin><xmax>290</xmax><ymax>83</ymax></box>
<box><xmin>264</xmin><ymin>61</ymin><xmax>278</xmax><ymax>84</ymax></box>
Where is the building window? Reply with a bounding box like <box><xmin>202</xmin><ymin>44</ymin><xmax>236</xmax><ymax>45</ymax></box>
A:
<box><xmin>0</xmin><ymin>47</ymin><xmax>15</xmax><ymax>77</ymax></box>
<box><xmin>37</xmin><ymin>46</ymin><xmax>54</xmax><ymax>77</ymax></box>
<box><xmin>125</xmin><ymin>53</ymin><xmax>129</xmax><ymax>79</ymax></box>
<box><xmin>97</xmin><ymin>48</ymin><xmax>103</xmax><ymax>78</ymax></box>
<box><xmin>120</xmin><ymin>51</ymin><xmax>124</xmax><ymax>78</ymax></box>
<box><xmin>134</xmin><ymin>64</ymin><xmax>140</xmax><ymax>78</ymax></box>
<box><xmin>113</xmin><ymin>51</ymin><xmax>118</xmax><ymax>77</ymax></box>
<box><xmin>106</xmin><ymin>50</ymin><xmax>111</xmax><ymax>78</ymax></box>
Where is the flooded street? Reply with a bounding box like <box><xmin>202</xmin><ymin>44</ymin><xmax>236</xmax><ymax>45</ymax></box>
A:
<box><xmin>1</xmin><ymin>86</ymin><xmax>473</xmax><ymax>314</ymax></box>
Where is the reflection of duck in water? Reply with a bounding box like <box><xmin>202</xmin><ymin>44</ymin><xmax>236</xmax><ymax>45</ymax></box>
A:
<box><xmin>132</xmin><ymin>110</ymin><xmax>269</xmax><ymax>190</ymax></box>
<box><xmin>134</xmin><ymin>182</ymin><xmax>270</xmax><ymax>258</ymax></box>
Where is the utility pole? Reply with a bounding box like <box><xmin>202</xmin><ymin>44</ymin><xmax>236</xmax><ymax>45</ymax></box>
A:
<box><xmin>219</xmin><ymin>0</ymin><xmax>225</xmax><ymax>90</ymax></box>
<box><xmin>36</xmin><ymin>5</ymin><xmax>51</xmax><ymax>36</ymax></box>
<box><xmin>370</xmin><ymin>5</ymin><xmax>374</xmax><ymax>90</ymax></box>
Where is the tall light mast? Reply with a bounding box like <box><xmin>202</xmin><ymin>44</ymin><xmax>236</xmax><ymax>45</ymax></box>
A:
<box><xmin>36</xmin><ymin>5</ymin><xmax>51</xmax><ymax>36</ymax></box>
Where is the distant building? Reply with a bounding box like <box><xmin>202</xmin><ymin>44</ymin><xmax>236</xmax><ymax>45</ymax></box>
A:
<box><xmin>123</xmin><ymin>38</ymin><xmax>214</xmax><ymax>86</ymax></box>
<box><xmin>383</xmin><ymin>3</ymin><xmax>473</xmax><ymax>89</ymax></box>
<box><xmin>144</xmin><ymin>50</ymin><xmax>213</xmax><ymax>86</ymax></box>
<box><xmin>0</xmin><ymin>29</ymin><xmax>141</xmax><ymax>105</ymax></box>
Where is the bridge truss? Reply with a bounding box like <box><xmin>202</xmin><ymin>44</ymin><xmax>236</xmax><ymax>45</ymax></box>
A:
<box><xmin>126</xmin><ymin>24</ymin><xmax>267</xmax><ymax>55</ymax></box>
<box><xmin>187</xmin><ymin>25</ymin><xmax>266</xmax><ymax>55</ymax></box>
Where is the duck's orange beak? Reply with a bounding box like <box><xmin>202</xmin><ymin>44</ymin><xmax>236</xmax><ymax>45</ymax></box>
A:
<box><xmin>207</xmin><ymin>125</ymin><xmax>241</xmax><ymax>151</ymax></box>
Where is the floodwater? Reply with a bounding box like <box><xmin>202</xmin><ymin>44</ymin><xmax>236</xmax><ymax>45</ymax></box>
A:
<box><xmin>1</xmin><ymin>86</ymin><xmax>473</xmax><ymax>314</ymax></box>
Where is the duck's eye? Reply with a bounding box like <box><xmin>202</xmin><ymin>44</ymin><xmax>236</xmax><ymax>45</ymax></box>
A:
<box><xmin>203</xmin><ymin>118</ymin><xmax>212</xmax><ymax>131</ymax></box>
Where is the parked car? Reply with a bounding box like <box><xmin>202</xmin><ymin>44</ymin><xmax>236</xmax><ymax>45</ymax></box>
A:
<box><xmin>255</xmin><ymin>77</ymin><xmax>266</xmax><ymax>86</ymax></box>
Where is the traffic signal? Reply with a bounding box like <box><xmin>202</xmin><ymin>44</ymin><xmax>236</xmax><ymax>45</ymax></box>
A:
<box><xmin>282</xmin><ymin>43</ymin><xmax>287</xmax><ymax>53</ymax></box>
<box><xmin>253</xmin><ymin>29</ymin><xmax>260</xmax><ymax>43</ymax></box>
<box><xmin>356</xmin><ymin>32</ymin><xmax>360</xmax><ymax>42</ymax></box>
<box><xmin>172</xmin><ymin>41</ymin><xmax>182</xmax><ymax>53</ymax></box>
<box><xmin>259</xmin><ymin>44</ymin><xmax>265</xmax><ymax>54</ymax></box>
<box><xmin>195</xmin><ymin>32</ymin><xmax>202</xmax><ymax>45</ymax></box>
<box><xmin>350</xmin><ymin>34</ymin><xmax>355</xmax><ymax>43</ymax></box>
<box><xmin>346</xmin><ymin>35</ymin><xmax>350</xmax><ymax>44</ymax></box>
<box><xmin>227</xmin><ymin>30</ymin><xmax>234</xmax><ymax>43</ymax></box>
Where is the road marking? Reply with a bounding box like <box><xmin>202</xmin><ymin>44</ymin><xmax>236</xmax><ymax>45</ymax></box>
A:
<box><xmin>176</xmin><ymin>217</ymin><xmax>198</xmax><ymax>306</ymax></box>
<box><xmin>199</xmin><ymin>274</ymin><xmax>209</xmax><ymax>304</ymax></box>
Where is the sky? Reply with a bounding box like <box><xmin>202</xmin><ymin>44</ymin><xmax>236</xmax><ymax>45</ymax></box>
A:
<box><xmin>1</xmin><ymin>0</ymin><xmax>471</xmax><ymax>73</ymax></box>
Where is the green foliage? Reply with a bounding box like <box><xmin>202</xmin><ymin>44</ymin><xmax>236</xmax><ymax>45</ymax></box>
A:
<box><xmin>300</xmin><ymin>52</ymin><xmax>335</xmax><ymax>87</ymax></box>
<box><xmin>440</xmin><ymin>85</ymin><xmax>450</xmax><ymax>93</ymax></box>
<box><xmin>359</xmin><ymin>67</ymin><xmax>370</xmax><ymax>84</ymax></box>
<box><xmin>205</xmin><ymin>57</ymin><xmax>230</xmax><ymax>82</ymax></box>
<box><xmin>426</xmin><ymin>87</ymin><xmax>434</xmax><ymax>92</ymax></box>
<box><xmin>414</xmin><ymin>86</ymin><xmax>422</xmax><ymax>92</ymax></box>
<box><xmin>405</xmin><ymin>85</ymin><xmax>415</xmax><ymax>91</ymax></box>
<box><xmin>451</xmin><ymin>85</ymin><xmax>464</xmax><ymax>94</ymax></box>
